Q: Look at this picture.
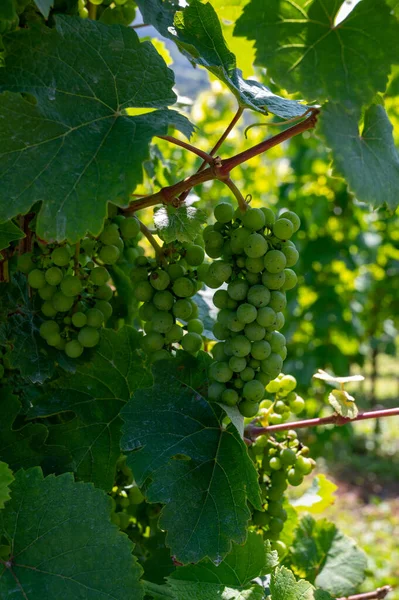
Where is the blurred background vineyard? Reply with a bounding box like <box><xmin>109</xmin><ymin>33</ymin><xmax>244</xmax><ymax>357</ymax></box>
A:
<box><xmin>135</xmin><ymin>31</ymin><xmax>399</xmax><ymax>591</ymax></box>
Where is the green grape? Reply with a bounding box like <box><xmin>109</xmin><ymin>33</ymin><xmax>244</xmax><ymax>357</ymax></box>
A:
<box><xmin>287</xmin><ymin>468</ymin><xmax>304</xmax><ymax>486</ymax></box>
<box><xmin>187</xmin><ymin>319</ymin><xmax>204</xmax><ymax>334</ymax></box>
<box><xmin>134</xmin><ymin>281</ymin><xmax>154</xmax><ymax>302</ymax></box>
<box><xmin>43</xmin><ymin>269</ymin><xmax>62</xmax><ymax>288</ymax></box>
<box><xmin>72</xmin><ymin>312</ymin><xmax>87</xmax><ymax>328</ymax></box>
<box><xmin>204</xmin><ymin>271</ymin><xmax>223</xmax><ymax>288</ymax></box>
<box><xmin>78</xmin><ymin>326</ymin><xmax>100</xmax><ymax>348</ymax></box>
<box><xmin>230</xmin><ymin>227</ymin><xmax>251</xmax><ymax>253</ymax></box>
<box><xmin>150</xmin><ymin>349</ymin><xmax>170</xmax><ymax>362</ymax></box>
<box><xmin>252</xmin><ymin>511</ymin><xmax>270</xmax><ymax>527</ymax></box>
<box><xmin>289</xmin><ymin>395</ymin><xmax>305</xmax><ymax>414</ymax></box>
<box><xmin>164</xmin><ymin>323</ymin><xmax>183</xmax><ymax>344</ymax></box>
<box><xmin>271</xmin><ymin>540</ymin><xmax>287</xmax><ymax>557</ymax></box>
<box><xmin>241</xmin><ymin>208</ymin><xmax>266</xmax><ymax>231</ymax></box>
<box><xmin>42</xmin><ymin>301</ymin><xmax>58</xmax><ymax>317</ymax></box>
<box><xmin>227</xmin><ymin>279</ymin><xmax>249</xmax><ymax>301</ymax></box>
<box><xmin>247</xmin><ymin>285</ymin><xmax>271</xmax><ymax>308</ymax></box>
<box><xmin>269</xmin><ymin>518</ymin><xmax>285</xmax><ymax>534</ymax></box>
<box><xmin>95</xmin><ymin>284</ymin><xmax>113</xmax><ymax>301</ymax></box>
<box><xmin>266</xmin><ymin>379</ymin><xmax>280</xmax><ymax>393</ymax></box>
<box><xmin>274</xmin><ymin>400</ymin><xmax>286</xmax><ymax>414</ymax></box>
<box><xmin>282</xmin><ymin>268</ymin><xmax>297</xmax><ymax>291</ymax></box>
<box><xmin>244</xmin><ymin>322</ymin><xmax>266</xmax><ymax>341</ymax></box>
<box><xmin>152</xmin><ymin>311</ymin><xmax>174</xmax><ymax>334</ymax></box>
<box><xmin>244</xmin><ymin>233</ymin><xmax>268</xmax><ymax>258</ymax></box>
<box><xmin>226</xmin><ymin>313</ymin><xmax>245</xmax><ymax>332</ymax></box>
<box><xmin>86</xmin><ymin>308</ymin><xmax>104</xmax><ymax>328</ymax></box>
<box><xmin>141</xmin><ymin>332</ymin><xmax>165</xmax><ymax>353</ymax></box>
<box><xmin>256</xmin><ymin>306</ymin><xmax>276</xmax><ymax>328</ymax></box>
<box><xmin>28</xmin><ymin>269</ymin><xmax>46</xmax><ymax>289</ymax></box>
<box><xmin>95</xmin><ymin>300</ymin><xmax>113</xmax><ymax>321</ymax></box>
<box><xmin>261</xmin><ymin>353</ymin><xmax>283</xmax><ymax>377</ymax></box>
<box><xmin>229</xmin><ymin>356</ymin><xmax>247</xmax><ymax>372</ymax></box>
<box><xmin>274</xmin><ymin>312</ymin><xmax>285</xmax><ymax>330</ymax></box>
<box><xmin>237</xmin><ymin>303</ymin><xmax>257</xmax><ymax>324</ymax></box>
<box><xmin>243</xmin><ymin>379</ymin><xmax>264</xmax><ymax>402</ymax></box>
<box><xmin>208</xmin><ymin>260</ymin><xmax>232</xmax><ymax>283</ymax></box>
<box><xmin>212</xmin><ymin>322</ymin><xmax>229</xmax><ymax>340</ymax></box>
<box><xmin>185</xmin><ymin>244</ymin><xmax>205</xmax><ymax>266</ymax></box>
<box><xmin>173</xmin><ymin>298</ymin><xmax>192</xmax><ymax>320</ymax></box>
<box><xmin>167</xmin><ymin>263</ymin><xmax>186</xmax><ymax>280</ymax></box>
<box><xmin>214</xmin><ymin>202</ymin><xmax>234</xmax><ymax>223</ymax></box>
<box><xmin>203</xmin><ymin>225</ymin><xmax>216</xmax><ymax>242</ymax></box>
<box><xmin>230</xmin><ymin>335</ymin><xmax>251</xmax><ymax>357</ymax></box>
<box><xmin>99</xmin><ymin>244</ymin><xmax>120</xmax><ymax>264</ymax></box>
<box><xmin>90</xmin><ymin>267</ymin><xmax>109</xmax><ymax>286</ymax></box>
<box><xmin>295</xmin><ymin>455</ymin><xmax>313</xmax><ymax>475</ymax></box>
<box><xmin>208</xmin><ymin>381</ymin><xmax>226</xmax><ymax>401</ymax></box>
<box><xmin>269</xmin><ymin>291</ymin><xmax>286</xmax><ymax>312</ymax></box>
<box><xmin>153</xmin><ymin>290</ymin><xmax>174</xmax><ymax>311</ymax></box>
<box><xmin>262</xmin><ymin>270</ymin><xmax>285</xmax><ymax>290</ymax></box>
<box><xmin>181</xmin><ymin>332</ymin><xmax>202</xmax><ymax>353</ymax></box>
<box><xmin>213</xmin><ymin>289</ymin><xmax>230</xmax><ymax>309</ymax></box>
<box><xmin>269</xmin><ymin>331</ymin><xmax>286</xmax><ymax>353</ymax></box>
<box><xmin>212</xmin><ymin>342</ymin><xmax>227</xmax><ymax>362</ymax></box>
<box><xmin>240</xmin><ymin>366</ymin><xmax>255</xmax><ymax>382</ymax></box>
<box><xmin>46</xmin><ymin>332</ymin><xmax>62</xmax><ymax>347</ymax></box>
<box><xmin>17</xmin><ymin>253</ymin><xmax>35</xmax><ymax>274</ymax></box>
<box><xmin>269</xmin><ymin>457</ymin><xmax>282</xmax><ymax>470</ymax></box>
<box><xmin>234</xmin><ymin>378</ymin><xmax>244</xmax><ymax>389</ymax></box>
<box><xmin>39</xmin><ymin>320</ymin><xmax>60</xmax><ymax>339</ymax></box>
<box><xmin>269</xmin><ymin>412</ymin><xmax>283</xmax><ymax>425</ymax></box>
<box><xmin>60</xmin><ymin>275</ymin><xmax>82</xmax><ymax>297</ymax></box>
<box><xmin>281</xmin><ymin>210</ymin><xmax>300</xmax><ymax>233</ymax></box>
<box><xmin>205</xmin><ymin>231</ymin><xmax>224</xmax><ymax>257</ymax></box>
<box><xmin>119</xmin><ymin>216</ymin><xmax>140</xmax><ymax>239</ymax></box>
<box><xmin>51</xmin><ymin>247</ymin><xmax>70</xmax><ymax>267</ymax></box>
<box><xmin>239</xmin><ymin>400</ymin><xmax>259</xmax><ymax>417</ymax></box>
<box><xmin>38</xmin><ymin>285</ymin><xmax>56</xmax><ymax>301</ymax></box>
<box><xmin>256</xmin><ymin>371</ymin><xmax>270</xmax><ymax>386</ymax></box>
<box><xmin>245</xmin><ymin>256</ymin><xmax>264</xmax><ymax>274</ymax></box>
<box><xmin>210</xmin><ymin>361</ymin><xmax>233</xmax><ymax>383</ymax></box>
<box><xmin>52</xmin><ymin>292</ymin><xmax>74</xmax><ymax>312</ymax></box>
<box><xmin>172</xmin><ymin>277</ymin><xmax>195</xmax><ymax>298</ymax></box>
<box><xmin>245</xmin><ymin>272</ymin><xmax>260</xmax><ymax>285</ymax></box>
<box><xmin>282</xmin><ymin>245</ymin><xmax>299</xmax><ymax>267</ymax></box>
<box><xmin>280</xmin><ymin>374</ymin><xmax>296</xmax><ymax>392</ymax></box>
<box><xmin>251</xmin><ymin>340</ymin><xmax>271</xmax><ymax>361</ymax></box>
<box><xmin>268</xmin><ymin>501</ymin><xmax>286</xmax><ymax>518</ymax></box>
<box><xmin>280</xmin><ymin>448</ymin><xmax>297</xmax><ymax>466</ymax></box>
<box><xmin>150</xmin><ymin>269</ymin><xmax>170</xmax><ymax>291</ymax></box>
<box><xmin>221</xmin><ymin>388</ymin><xmax>239</xmax><ymax>406</ymax></box>
<box><xmin>260</xmin><ymin>207</ymin><xmax>275</xmax><ymax>227</ymax></box>
<box><xmin>131</xmin><ymin>266</ymin><xmax>149</xmax><ymax>282</ymax></box>
<box><xmin>264</xmin><ymin>250</ymin><xmax>287</xmax><ymax>274</ymax></box>
<box><xmin>100</xmin><ymin>223</ymin><xmax>120</xmax><ymax>245</ymax></box>
<box><xmin>273</xmin><ymin>218</ymin><xmax>294</xmax><ymax>240</ymax></box>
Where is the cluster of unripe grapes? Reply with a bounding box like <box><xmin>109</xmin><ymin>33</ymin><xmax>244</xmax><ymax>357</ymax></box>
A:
<box><xmin>78</xmin><ymin>0</ymin><xmax>136</xmax><ymax>25</ymax></box>
<box><xmin>204</xmin><ymin>202</ymin><xmax>300</xmax><ymax>417</ymax></box>
<box><xmin>132</xmin><ymin>241</ymin><xmax>206</xmax><ymax>362</ymax></box>
<box><xmin>248</xmin><ymin>375</ymin><xmax>315</xmax><ymax>555</ymax></box>
<box><xmin>110</xmin><ymin>456</ymin><xmax>145</xmax><ymax>532</ymax></box>
<box><xmin>17</xmin><ymin>214</ymin><xmax>140</xmax><ymax>358</ymax></box>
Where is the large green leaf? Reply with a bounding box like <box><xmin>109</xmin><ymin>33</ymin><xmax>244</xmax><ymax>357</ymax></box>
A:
<box><xmin>0</xmin><ymin>461</ymin><xmax>14</xmax><ymax>510</ymax></box>
<box><xmin>0</xmin><ymin>220</ymin><xmax>24</xmax><ymax>253</ymax></box>
<box><xmin>0</xmin><ymin>468</ymin><xmax>144</xmax><ymax>599</ymax></box>
<box><xmin>121</xmin><ymin>358</ymin><xmax>261</xmax><ymax>564</ymax></box>
<box><xmin>27</xmin><ymin>326</ymin><xmax>151</xmax><ymax>491</ymax></box>
<box><xmin>136</xmin><ymin>0</ymin><xmax>308</xmax><ymax>119</ymax></box>
<box><xmin>0</xmin><ymin>16</ymin><xmax>192</xmax><ymax>243</ymax></box>
<box><xmin>291</xmin><ymin>475</ymin><xmax>337</xmax><ymax>515</ymax></box>
<box><xmin>235</xmin><ymin>0</ymin><xmax>398</xmax><ymax>109</ymax></box>
<box><xmin>153</xmin><ymin>205</ymin><xmax>207</xmax><ymax>244</ymax></box>
<box><xmin>270</xmin><ymin>567</ymin><xmax>332</xmax><ymax>600</ymax></box>
<box><xmin>319</xmin><ymin>103</ymin><xmax>399</xmax><ymax>211</ymax></box>
<box><xmin>289</xmin><ymin>515</ymin><xmax>367</xmax><ymax>597</ymax></box>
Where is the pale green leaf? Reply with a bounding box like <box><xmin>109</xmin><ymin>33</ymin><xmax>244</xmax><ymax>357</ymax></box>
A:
<box><xmin>0</xmin><ymin>468</ymin><xmax>144</xmax><ymax>599</ymax></box>
<box><xmin>270</xmin><ymin>567</ymin><xmax>332</xmax><ymax>600</ymax></box>
<box><xmin>0</xmin><ymin>220</ymin><xmax>24</xmax><ymax>252</ymax></box>
<box><xmin>121</xmin><ymin>357</ymin><xmax>262</xmax><ymax>564</ymax></box>
<box><xmin>291</xmin><ymin>475</ymin><xmax>337</xmax><ymax>515</ymax></box>
<box><xmin>153</xmin><ymin>205</ymin><xmax>207</xmax><ymax>243</ymax></box>
<box><xmin>0</xmin><ymin>17</ymin><xmax>192</xmax><ymax>242</ymax></box>
<box><xmin>328</xmin><ymin>389</ymin><xmax>358</xmax><ymax>419</ymax></box>
<box><xmin>319</xmin><ymin>103</ymin><xmax>399</xmax><ymax>211</ymax></box>
<box><xmin>0</xmin><ymin>461</ymin><xmax>14</xmax><ymax>509</ymax></box>
<box><xmin>33</xmin><ymin>0</ymin><xmax>53</xmax><ymax>18</ymax></box>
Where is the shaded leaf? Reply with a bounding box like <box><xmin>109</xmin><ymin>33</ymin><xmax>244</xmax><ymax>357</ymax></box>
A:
<box><xmin>291</xmin><ymin>475</ymin><xmax>337</xmax><ymax>514</ymax></box>
<box><xmin>0</xmin><ymin>468</ymin><xmax>144</xmax><ymax>599</ymax></box>
<box><xmin>0</xmin><ymin>461</ymin><xmax>14</xmax><ymax>509</ymax></box>
<box><xmin>34</xmin><ymin>0</ymin><xmax>53</xmax><ymax>18</ymax></box>
<box><xmin>319</xmin><ymin>103</ymin><xmax>399</xmax><ymax>211</ymax></box>
<box><xmin>154</xmin><ymin>205</ymin><xmax>207</xmax><ymax>243</ymax></box>
<box><xmin>121</xmin><ymin>358</ymin><xmax>261</xmax><ymax>564</ymax></box>
<box><xmin>0</xmin><ymin>16</ymin><xmax>192</xmax><ymax>242</ymax></box>
<box><xmin>0</xmin><ymin>220</ymin><xmax>24</xmax><ymax>253</ymax></box>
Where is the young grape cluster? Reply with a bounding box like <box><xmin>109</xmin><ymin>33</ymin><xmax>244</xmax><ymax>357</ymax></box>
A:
<box><xmin>249</xmin><ymin>375</ymin><xmax>315</xmax><ymax>555</ymax></box>
<box><xmin>132</xmin><ymin>240</ymin><xmax>206</xmax><ymax>362</ymax></box>
<box><xmin>203</xmin><ymin>202</ymin><xmax>300</xmax><ymax>417</ymax></box>
<box><xmin>109</xmin><ymin>456</ymin><xmax>145</xmax><ymax>532</ymax></box>
<box><xmin>78</xmin><ymin>0</ymin><xmax>136</xmax><ymax>25</ymax></box>
<box><xmin>17</xmin><ymin>214</ymin><xmax>141</xmax><ymax>358</ymax></box>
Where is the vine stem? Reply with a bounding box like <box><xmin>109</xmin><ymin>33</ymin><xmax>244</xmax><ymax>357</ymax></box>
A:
<box><xmin>138</xmin><ymin>220</ymin><xmax>166</xmax><ymax>264</ymax></box>
<box><xmin>73</xmin><ymin>241</ymin><xmax>80</xmax><ymax>276</ymax></box>
<box><xmin>125</xmin><ymin>109</ymin><xmax>319</xmax><ymax>214</ymax></box>
<box><xmin>222</xmin><ymin>178</ymin><xmax>248</xmax><ymax>212</ymax></box>
<box><xmin>336</xmin><ymin>586</ymin><xmax>392</xmax><ymax>600</ymax></box>
<box><xmin>87</xmin><ymin>1</ymin><xmax>97</xmax><ymax>19</ymax></box>
<box><xmin>245</xmin><ymin>407</ymin><xmax>399</xmax><ymax>439</ymax></box>
<box><xmin>157</xmin><ymin>135</ymin><xmax>215</xmax><ymax>164</ymax></box>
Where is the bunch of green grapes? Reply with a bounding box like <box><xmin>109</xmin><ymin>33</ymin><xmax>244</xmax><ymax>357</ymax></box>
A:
<box><xmin>17</xmin><ymin>214</ymin><xmax>140</xmax><ymax>358</ymax></box>
<box><xmin>78</xmin><ymin>0</ymin><xmax>136</xmax><ymax>25</ymax></box>
<box><xmin>109</xmin><ymin>455</ymin><xmax>145</xmax><ymax>531</ymax></box>
<box><xmin>203</xmin><ymin>202</ymin><xmax>300</xmax><ymax>417</ymax></box>
<box><xmin>132</xmin><ymin>239</ymin><xmax>206</xmax><ymax>362</ymax></box>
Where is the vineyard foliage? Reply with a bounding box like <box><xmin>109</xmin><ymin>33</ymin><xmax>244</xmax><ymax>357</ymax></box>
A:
<box><xmin>0</xmin><ymin>1</ymin><xmax>398</xmax><ymax>599</ymax></box>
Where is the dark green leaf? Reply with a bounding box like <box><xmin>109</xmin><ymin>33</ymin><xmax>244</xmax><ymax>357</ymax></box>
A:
<box><xmin>0</xmin><ymin>461</ymin><xmax>14</xmax><ymax>509</ymax></box>
<box><xmin>235</xmin><ymin>0</ymin><xmax>398</xmax><ymax>109</ymax></box>
<box><xmin>319</xmin><ymin>103</ymin><xmax>399</xmax><ymax>211</ymax></box>
<box><xmin>0</xmin><ymin>16</ymin><xmax>192</xmax><ymax>242</ymax></box>
<box><xmin>289</xmin><ymin>515</ymin><xmax>367</xmax><ymax>597</ymax></box>
<box><xmin>154</xmin><ymin>205</ymin><xmax>207</xmax><ymax>243</ymax></box>
<box><xmin>27</xmin><ymin>326</ymin><xmax>151</xmax><ymax>491</ymax></box>
<box><xmin>270</xmin><ymin>567</ymin><xmax>332</xmax><ymax>600</ymax></box>
<box><xmin>121</xmin><ymin>358</ymin><xmax>261</xmax><ymax>564</ymax></box>
<box><xmin>136</xmin><ymin>0</ymin><xmax>308</xmax><ymax>119</ymax></box>
<box><xmin>0</xmin><ymin>220</ymin><xmax>24</xmax><ymax>253</ymax></box>
<box><xmin>0</xmin><ymin>468</ymin><xmax>144</xmax><ymax>599</ymax></box>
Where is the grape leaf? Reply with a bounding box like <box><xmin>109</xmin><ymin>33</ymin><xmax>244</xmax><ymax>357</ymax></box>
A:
<box><xmin>270</xmin><ymin>567</ymin><xmax>332</xmax><ymax>600</ymax></box>
<box><xmin>0</xmin><ymin>467</ymin><xmax>144</xmax><ymax>599</ymax></box>
<box><xmin>0</xmin><ymin>220</ymin><xmax>24</xmax><ymax>253</ymax></box>
<box><xmin>121</xmin><ymin>358</ymin><xmax>262</xmax><ymax>564</ymax></box>
<box><xmin>153</xmin><ymin>205</ymin><xmax>207</xmax><ymax>244</ymax></box>
<box><xmin>27</xmin><ymin>326</ymin><xmax>151</xmax><ymax>491</ymax></box>
<box><xmin>0</xmin><ymin>16</ymin><xmax>193</xmax><ymax>243</ymax></box>
<box><xmin>0</xmin><ymin>461</ymin><xmax>14</xmax><ymax>510</ymax></box>
<box><xmin>136</xmin><ymin>0</ymin><xmax>308</xmax><ymax>119</ymax></box>
<box><xmin>319</xmin><ymin>103</ymin><xmax>399</xmax><ymax>211</ymax></box>
<box><xmin>235</xmin><ymin>0</ymin><xmax>398</xmax><ymax>109</ymax></box>
<box><xmin>328</xmin><ymin>389</ymin><xmax>358</xmax><ymax>419</ymax></box>
<box><xmin>291</xmin><ymin>475</ymin><xmax>337</xmax><ymax>515</ymax></box>
<box><xmin>34</xmin><ymin>0</ymin><xmax>53</xmax><ymax>18</ymax></box>
<box><xmin>289</xmin><ymin>515</ymin><xmax>367</xmax><ymax>597</ymax></box>
<box><xmin>194</xmin><ymin>287</ymin><xmax>217</xmax><ymax>341</ymax></box>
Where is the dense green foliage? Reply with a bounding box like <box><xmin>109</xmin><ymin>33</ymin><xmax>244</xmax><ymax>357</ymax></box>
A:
<box><xmin>0</xmin><ymin>1</ymin><xmax>398</xmax><ymax>599</ymax></box>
